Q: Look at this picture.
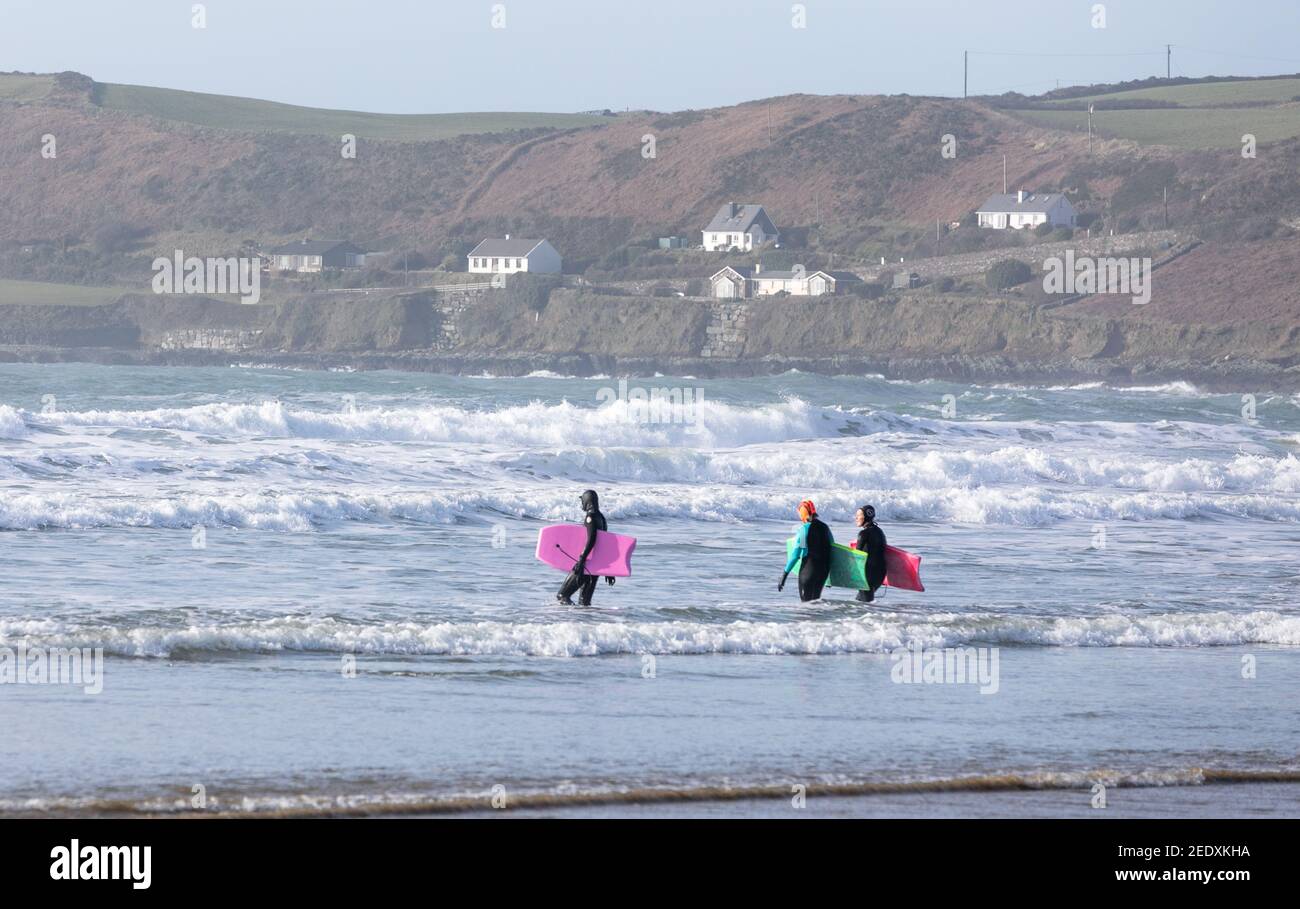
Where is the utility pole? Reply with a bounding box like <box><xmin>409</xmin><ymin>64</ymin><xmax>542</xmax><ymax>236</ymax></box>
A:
<box><xmin>964</xmin><ymin>51</ymin><xmax>968</xmax><ymax>99</ymax></box>
<box><xmin>1088</xmin><ymin>103</ymin><xmax>1095</xmax><ymax>155</ymax></box>
<box><xmin>1166</xmin><ymin>44</ymin><xmax>1172</xmax><ymax>79</ymax></box>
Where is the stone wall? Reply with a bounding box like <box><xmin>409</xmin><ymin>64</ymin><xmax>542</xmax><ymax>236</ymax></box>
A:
<box><xmin>701</xmin><ymin>301</ymin><xmax>749</xmax><ymax>358</ymax></box>
<box><xmin>156</xmin><ymin>328</ymin><xmax>265</xmax><ymax>351</ymax></box>
<box><xmin>432</xmin><ymin>289</ymin><xmax>487</xmax><ymax>350</ymax></box>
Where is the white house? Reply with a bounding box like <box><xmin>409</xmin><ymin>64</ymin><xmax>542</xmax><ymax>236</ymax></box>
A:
<box><xmin>467</xmin><ymin>237</ymin><xmax>562</xmax><ymax>275</ymax></box>
<box><xmin>976</xmin><ymin>191</ymin><xmax>1077</xmax><ymax>230</ymax></box>
<box><xmin>710</xmin><ymin>263</ymin><xmax>840</xmax><ymax>299</ymax></box>
<box><xmin>269</xmin><ymin>240</ymin><xmax>366</xmax><ymax>272</ymax></box>
<box><xmin>702</xmin><ymin>203</ymin><xmax>779</xmax><ymax>251</ymax></box>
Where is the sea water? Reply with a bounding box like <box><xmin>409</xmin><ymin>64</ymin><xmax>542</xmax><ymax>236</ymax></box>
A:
<box><xmin>0</xmin><ymin>364</ymin><xmax>1297</xmax><ymax>816</ymax></box>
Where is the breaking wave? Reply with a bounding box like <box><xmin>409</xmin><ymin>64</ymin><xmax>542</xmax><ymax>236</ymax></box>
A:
<box><xmin>3</xmin><ymin>480</ymin><xmax>1300</xmax><ymax>531</ymax></box>
<box><xmin>2</xmin><ymin>610</ymin><xmax>1296</xmax><ymax>658</ymax></box>
<box><xmin>7</xmin><ymin>397</ymin><xmax>1283</xmax><ymax>450</ymax></box>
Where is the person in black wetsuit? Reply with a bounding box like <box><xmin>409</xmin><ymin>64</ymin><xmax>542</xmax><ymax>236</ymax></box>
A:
<box><xmin>556</xmin><ymin>489</ymin><xmax>615</xmax><ymax>606</ymax></box>
<box><xmin>853</xmin><ymin>504</ymin><xmax>887</xmax><ymax>602</ymax></box>
<box><xmin>778</xmin><ymin>499</ymin><xmax>833</xmax><ymax>602</ymax></box>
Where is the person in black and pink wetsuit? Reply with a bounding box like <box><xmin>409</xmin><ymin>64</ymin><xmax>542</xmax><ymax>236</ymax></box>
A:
<box><xmin>556</xmin><ymin>489</ymin><xmax>615</xmax><ymax>606</ymax></box>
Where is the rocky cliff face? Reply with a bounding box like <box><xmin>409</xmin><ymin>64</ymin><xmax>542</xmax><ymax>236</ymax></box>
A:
<box><xmin>2</xmin><ymin>289</ymin><xmax>1297</xmax><ymax>391</ymax></box>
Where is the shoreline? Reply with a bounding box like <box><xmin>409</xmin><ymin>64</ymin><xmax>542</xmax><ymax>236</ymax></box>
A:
<box><xmin>3</xmin><ymin>345</ymin><xmax>1297</xmax><ymax>394</ymax></box>
<box><xmin>6</xmin><ymin>772</ymin><xmax>1300</xmax><ymax>820</ymax></box>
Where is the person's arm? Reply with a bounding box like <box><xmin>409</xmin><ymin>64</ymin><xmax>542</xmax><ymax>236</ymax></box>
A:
<box><xmin>575</xmin><ymin>514</ymin><xmax>599</xmax><ymax>574</ymax></box>
<box><xmin>867</xmin><ymin>527</ymin><xmax>886</xmax><ymax>564</ymax></box>
<box><xmin>779</xmin><ymin>524</ymin><xmax>808</xmax><ymax>589</ymax></box>
<box><xmin>783</xmin><ymin>523</ymin><xmax>808</xmax><ymax>573</ymax></box>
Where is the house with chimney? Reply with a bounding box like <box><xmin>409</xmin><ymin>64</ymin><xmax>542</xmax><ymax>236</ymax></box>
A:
<box><xmin>702</xmin><ymin>203</ymin><xmax>779</xmax><ymax>251</ymax></box>
<box><xmin>467</xmin><ymin>237</ymin><xmax>562</xmax><ymax>274</ymax></box>
<box><xmin>976</xmin><ymin>191</ymin><xmax>1077</xmax><ymax>230</ymax></box>
<box><xmin>709</xmin><ymin>262</ymin><xmax>844</xmax><ymax>298</ymax></box>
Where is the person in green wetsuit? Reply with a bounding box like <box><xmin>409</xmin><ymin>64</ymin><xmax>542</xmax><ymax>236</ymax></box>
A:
<box><xmin>778</xmin><ymin>499</ymin><xmax>833</xmax><ymax>602</ymax></box>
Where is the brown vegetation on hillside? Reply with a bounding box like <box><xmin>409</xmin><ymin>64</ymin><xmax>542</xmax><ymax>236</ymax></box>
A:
<box><xmin>2</xmin><ymin>74</ymin><xmax>1299</xmax><ymax>327</ymax></box>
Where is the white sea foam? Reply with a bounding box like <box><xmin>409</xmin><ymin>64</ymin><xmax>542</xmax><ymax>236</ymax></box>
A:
<box><xmin>1</xmin><ymin>610</ymin><xmax>1295</xmax><ymax>658</ymax></box>
<box><xmin>8</xmin><ymin>396</ymin><xmax>1286</xmax><ymax>453</ymax></box>
<box><xmin>20</xmin><ymin>398</ymin><xmax>852</xmax><ymax>448</ymax></box>
<box><xmin>0</xmin><ymin>405</ymin><xmax>28</xmax><ymax>439</ymax></box>
<box><xmin>2</xmin><ymin>480</ymin><xmax>1299</xmax><ymax>531</ymax></box>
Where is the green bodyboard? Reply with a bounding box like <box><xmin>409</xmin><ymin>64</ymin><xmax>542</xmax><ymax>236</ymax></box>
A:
<box><xmin>785</xmin><ymin>537</ymin><xmax>869</xmax><ymax>589</ymax></box>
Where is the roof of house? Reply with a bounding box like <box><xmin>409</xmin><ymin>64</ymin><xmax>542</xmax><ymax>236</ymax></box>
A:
<box><xmin>752</xmin><ymin>268</ymin><xmax>835</xmax><ymax>281</ymax></box>
<box><xmin>704</xmin><ymin>203</ymin><xmax>778</xmax><ymax>235</ymax></box>
<box><xmin>711</xmin><ymin>265</ymin><xmax>843</xmax><ymax>282</ymax></box>
<box><xmin>468</xmin><ymin>238</ymin><xmax>549</xmax><ymax>258</ymax></box>
<box><xmin>977</xmin><ymin>193</ymin><xmax>1069</xmax><ymax>214</ymax></box>
<box><xmin>711</xmin><ymin>266</ymin><xmax>753</xmax><ymax>280</ymax></box>
<box><xmin>269</xmin><ymin>239</ymin><xmax>363</xmax><ymax>256</ymax></box>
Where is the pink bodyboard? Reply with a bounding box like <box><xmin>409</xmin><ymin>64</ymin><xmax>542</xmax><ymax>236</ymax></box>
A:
<box><xmin>536</xmin><ymin>524</ymin><xmax>637</xmax><ymax>577</ymax></box>
<box><xmin>883</xmin><ymin>545</ymin><xmax>924</xmax><ymax>592</ymax></box>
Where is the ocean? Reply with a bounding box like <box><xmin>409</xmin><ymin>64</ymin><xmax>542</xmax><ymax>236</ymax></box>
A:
<box><xmin>1</xmin><ymin>363</ymin><xmax>1297</xmax><ymax>817</ymax></box>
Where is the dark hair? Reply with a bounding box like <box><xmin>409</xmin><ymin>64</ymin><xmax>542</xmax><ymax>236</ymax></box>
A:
<box><xmin>860</xmin><ymin>505</ymin><xmax>876</xmax><ymax>522</ymax></box>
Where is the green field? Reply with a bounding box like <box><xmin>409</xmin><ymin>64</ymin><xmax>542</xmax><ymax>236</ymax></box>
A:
<box><xmin>1052</xmin><ymin>76</ymin><xmax>1300</xmax><ymax>107</ymax></box>
<box><xmin>1015</xmin><ymin>104</ymin><xmax>1300</xmax><ymax>148</ymax></box>
<box><xmin>0</xmin><ymin>279</ymin><xmax>129</xmax><ymax>306</ymax></box>
<box><xmin>0</xmin><ymin>74</ymin><xmax>56</xmax><ymax>102</ymax></box>
<box><xmin>91</xmin><ymin>82</ymin><xmax>611</xmax><ymax>140</ymax></box>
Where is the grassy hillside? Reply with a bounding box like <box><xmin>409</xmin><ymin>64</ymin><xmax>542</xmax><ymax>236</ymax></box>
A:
<box><xmin>2</xmin><ymin>72</ymin><xmax>1299</xmax><ymax>328</ymax></box>
<box><xmin>1055</xmin><ymin>76</ymin><xmax>1300</xmax><ymax>106</ymax></box>
<box><xmin>1010</xmin><ymin>75</ymin><xmax>1300</xmax><ymax>148</ymax></box>
<box><xmin>0</xmin><ymin>73</ymin><xmax>611</xmax><ymax>139</ymax></box>
<box><xmin>1014</xmin><ymin>104</ymin><xmax>1300</xmax><ymax>148</ymax></box>
<box><xmin>0</xmin><ymin>74</ymin><xmax>55</xmax><ymax>102</ymax></box>
<box><xmin>0</xmin><ymin>278</ymin><xmax>128</xmax><ymax>306</ymax></box>
<box><xmin>91</xmin><ymin>82</ymin><xmax>611</xmax><ymax>140</ymax></box>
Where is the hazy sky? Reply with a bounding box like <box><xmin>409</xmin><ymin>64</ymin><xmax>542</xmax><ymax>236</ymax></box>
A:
<box><xmin>4</xmin><ymin>0</ymin><xmax>1299</xmax><ymax>112</ymax></box>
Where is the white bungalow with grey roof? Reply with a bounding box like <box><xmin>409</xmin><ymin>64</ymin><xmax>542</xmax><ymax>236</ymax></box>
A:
<box><xmin>270</xmin><ymin>239</ymin><xmax>366</xmax><ymax>272</ymax></box>
<box><xmin>467</xmin><ymin>237</ymin><xmax>562</xmax><ymax>275</ymax></box>
<box><xmin>702</xmin><ymin>203</ymin><xmax>779</xmax><ymax>251</ymax></box>
<box><xmin>976</xmin><ymin>191</ymin><xmax>1077</xmax><ymax>230</ymax></box>
<box><xmin>710</xmin><ymin>263</ymin><xmax>839</xmax><ymax>298</ymax></box>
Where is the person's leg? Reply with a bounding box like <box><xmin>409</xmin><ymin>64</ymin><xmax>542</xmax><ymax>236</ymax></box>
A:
<box><xmin>557</xmin><ymin>570</ymin><xmax>583</xmax><ymax>603</ymax></box>
<box><xmin>856</xmin><ymin>589</ymin><xmax>873</xmax><ymax>602</ymax></box>
<box><xmin>800</xmin><ymin>567</ymin><xmax>827</xmax><ymax>602</ymax></box>
<box><xmin>578</xmin><ymin>574</ymin><xmax>599</xmax><ymax>606</ymax></box>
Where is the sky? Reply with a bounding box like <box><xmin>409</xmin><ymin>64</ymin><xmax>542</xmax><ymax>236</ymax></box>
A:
<box><xmin>3</xmin><ymin>0</ymin><xmax>1299</xmax><ymax>113</ymax></box>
